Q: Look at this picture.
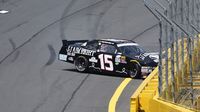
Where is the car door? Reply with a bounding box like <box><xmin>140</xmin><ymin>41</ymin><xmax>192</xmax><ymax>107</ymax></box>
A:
<box><xmin>96</xmin><ymin>43</ymin><xmax>117</xmax><ymax>72</ymax></box>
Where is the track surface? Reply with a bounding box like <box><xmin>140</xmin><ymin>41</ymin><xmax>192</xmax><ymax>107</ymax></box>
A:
<box><xmin>0</xmin><ymin>0</ymin><xmax>158</xmax><ymax>112</ymax></box>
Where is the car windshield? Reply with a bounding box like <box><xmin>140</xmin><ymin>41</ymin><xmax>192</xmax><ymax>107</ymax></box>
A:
<box><xmin>118</xmin><ymin>45</ymin><xmax>145</xmax><ymax>57</ymax></box>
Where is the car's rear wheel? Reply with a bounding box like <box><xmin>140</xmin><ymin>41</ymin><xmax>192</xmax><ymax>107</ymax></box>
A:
<box><xmin>129</xmin><ymin>63</ymin><xmax>141</xmax><ymax>78</ymax></box>
<box><xmin>74</xmin><ymin>56</ymin><xmax>88</xmax><ymax>72</ymax></box>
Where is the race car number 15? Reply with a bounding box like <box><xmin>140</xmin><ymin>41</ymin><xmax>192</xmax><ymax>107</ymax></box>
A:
<box><xmin>98</xmin><ymin>54</ymin><xmax>113</xmax><ymax>71</ymax></box>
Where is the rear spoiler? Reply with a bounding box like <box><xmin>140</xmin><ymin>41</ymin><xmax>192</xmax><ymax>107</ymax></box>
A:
<box><xmin>62</xmin><ymin>40</ymin><xmax>89</xmax><ymax>46</ymax></box>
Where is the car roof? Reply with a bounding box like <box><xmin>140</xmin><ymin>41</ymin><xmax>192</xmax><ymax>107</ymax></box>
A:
<box><xmin>98</xmin><ymin>38</ymin><xmax>136</xmax><ymax>44</ymax></box>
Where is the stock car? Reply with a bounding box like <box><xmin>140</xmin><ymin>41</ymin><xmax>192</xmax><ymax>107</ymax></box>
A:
<box><xmin>58</xmin><ymin>39</ymin><xmax>158</xmax><ymax>78</ymax></box>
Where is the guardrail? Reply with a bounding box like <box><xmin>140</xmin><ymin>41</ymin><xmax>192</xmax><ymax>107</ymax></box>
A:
<box><xmin>130</xmin><ymin>67</ymin><xmax>158</xmax><ymax>112</ymax></box>
<box><xmin>130</xmin><ymin>37</ymin><xmax>200</xmax><ymax>111</ymax></box>
<box><xmin>130</xmin><ymin>0</ymin><xmax>200</xmax><ymax>111</ymax></box>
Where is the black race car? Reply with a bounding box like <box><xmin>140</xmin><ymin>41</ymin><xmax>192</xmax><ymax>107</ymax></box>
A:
<box><xmin>58</xmin><ymin>39</ymin><xmax>158</xmax><ymax>78</ymax></box>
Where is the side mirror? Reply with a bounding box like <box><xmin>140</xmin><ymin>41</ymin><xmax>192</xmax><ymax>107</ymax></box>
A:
<box><xmin>81</xmin><ymin>42</ymin><xmax>87</xmax><ymax>47</ymax></box>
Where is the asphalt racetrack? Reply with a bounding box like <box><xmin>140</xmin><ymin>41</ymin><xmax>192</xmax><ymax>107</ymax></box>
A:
<box><xmin>0</xmin><ymin>0</ymin><xmax>158</xmax><ymax>112</ymax></box>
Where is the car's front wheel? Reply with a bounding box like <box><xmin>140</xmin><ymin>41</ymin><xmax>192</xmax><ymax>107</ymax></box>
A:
<box><xmin>74</xmin><ymin>56</ymin><xmax>88</xmax><ymax>72</ymax></box>
<box><xmin>129</xmin><ymin>63</ymin><xmax>141</xmax><ymax>78</ymax></box>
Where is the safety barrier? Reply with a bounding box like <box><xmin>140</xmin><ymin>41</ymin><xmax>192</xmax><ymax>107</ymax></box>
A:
<box><xmin>130</xmin><ymin>67</ymin><xmax>158</xmax><ymax>112</ymax></box>
<box><xmin>130</xmin><ymin>38</ymin><xmax>200</xmax><ymax>112</ymax></box>
<box><xmin>131</xmin><ymin>0</ymin><xmax>200</xmax><ymax>111</ymax></box>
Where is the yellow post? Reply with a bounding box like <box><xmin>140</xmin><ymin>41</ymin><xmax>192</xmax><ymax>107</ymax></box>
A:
<box><xmin>197</xmin><ymin>96</ymin><xmax>200</xmax><ymax>111</ymax></box>
<box><xmin>130</xmin><ymin>97</ymin><xmax>138</xmax><ymax>112</ymax></box>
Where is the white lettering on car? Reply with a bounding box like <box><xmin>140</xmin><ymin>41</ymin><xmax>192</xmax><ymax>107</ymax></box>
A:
<box><xmin>67</xmin><ymin>46</ymin><xmax>96</xmax><ymax>56</ymax></box>
<box><xmin>98</xmin><ymin>54</ymin><xmax>113</xmax><ymax>71</ymax></box>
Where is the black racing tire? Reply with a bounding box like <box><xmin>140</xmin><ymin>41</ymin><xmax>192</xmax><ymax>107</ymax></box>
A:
<box><xmin>129</xmin><ymin>63</ymin><xmax>141</xmax><ymax>79</ymax></box>
<box><xmin>74</xmin><ymin>56</ymin><xmax>88</xmax><ymax>72</ymax></box>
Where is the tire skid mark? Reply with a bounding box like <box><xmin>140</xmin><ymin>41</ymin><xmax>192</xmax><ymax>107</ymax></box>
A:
<box><xmin>9</xmin><ymin>38</ymin><xmax>16</xmax><ymax>50</ymax></box>
<box><xmin>31</xmin><ymin>75</ymin><xmax>62</xmax><ymax>112</ymax></box>
<box><xmin>60</xmin><ymin>0</ymin><xmax>79</xmax><ymax>40</ymax></box>
<box><xmin>0</xmin><ymin>0</ymin><xmax>108</xmax><ymax>65</ymax></box>
<box><xmin>60</xmin><ymin>0</ymin><xmax>101</xmax><ymax>40</ymax></box>
<box><xmin>40</xmin><ymin>66</ymin><xmax>46</xmax><ymax>83</ymax></box>
<box><xmin>60</xmin><ymin>74</ymin><xmax>90</xmax><ymax>112</ymax></box>
<box><xmin>45</xmin><ymin>44</ymin><xmax>56</xmax><ymax>66</ymax></box>
<box><xmin>5</xmin><ymin>0</ymin><xmax>23</xmax><ymax>4</ymax></box>
<box><xmin>131</xmin><ymin>24</ymin><xmax>158</xmax><ymax>40</ymax></box>
<box><xmin>8</xmin><ymin>38</ymin><xmax>20</xmax><ymax>62</ymax></box>
<box><xmin>89</xmin><ymin>0</ymin><xmax>119</xmax><ymax>39</ymax></box>
<box><xmin>31</xmin><ymin>96</ymin><xmax>48</xmax><ymax>112</ymax></box>
<box><xmin>2</xmin><ymin>21</ymin><xmax>28</xmax><ymax>34</ymax></box>
<box><xmin>11</xmin><ymin>51</ymin><xmax>20</xmax><ymax>62</ymax></box>
<box><xmin>60</xmin><ymin>0</ymin><xmax>116</xmax><ymax>40</ymax></box>
<box><xmin>6</xmin><ymin>0</ymin><xmax>24</xmax><ymax>7</ymax></box>
<box><xmin>32</xmin><ymin>72</ymin><xmax>81</xmax><ymax>112</ymax></box>
<box><xmin>40</xmin><ymin>44</ymin><xmax>56</xmax><ymax>76</ymax></box>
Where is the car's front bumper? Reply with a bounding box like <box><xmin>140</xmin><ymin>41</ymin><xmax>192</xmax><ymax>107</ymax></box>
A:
<box><xmin>141</xmin><ymin>66</ymin><xmax>154</xmax><ymax>75</ymax></box>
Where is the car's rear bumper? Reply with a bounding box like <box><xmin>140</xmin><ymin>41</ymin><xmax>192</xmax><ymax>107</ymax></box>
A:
<box><xmin>58</xmin><ymin>54</ymin><xmax>67</xmax><ymax>61</ymax></box>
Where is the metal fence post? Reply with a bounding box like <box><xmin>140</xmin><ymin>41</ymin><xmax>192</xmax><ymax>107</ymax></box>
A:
<box><xmin>170</xmin><ymin>26</ymin><xmax>176</xmax><ymax>102</ymax></box>
<box><xmin>186</xmin><ymin>0</ymin><xmax>194</xmax><ymax>106</ymax></box>
<box><xmin>144</xmin><ymin>0</ymin><xmax>198</xmax><ymax>109</ymax></box>
<box><xmin>189</xmin><ymin>36</ymin><xmax>194</xmax><ymax>106</ymax></box>
<box><xmin>164</xmin><ymin>9</ymin><xmax>169</xmax><ymax>99</ymax></box>
<box><xmin>159</xmin><ymin>21</ymin><xmax>163</xmax><ymax>96</ymax></box>
<box><xmin>174</xmin><ymin>0</ymin><xmax>179</xmax><ymax>91</ymax></box>
<box><xmin>180</xmin><ymin>0</ymin><xmax>185</xmax><ymax>84</ymax></box>
<box><xmin>197</xmin><ymin>0</ymin><xmax>200</xmax><ymax>70</ymax></box>
<box><xmin>191</xmin><ymin>0</ymin><xmax>195</xmax><ymax>58</ymax></box>
<box><xmin>169</xmin><ymin>2</ymin><xmax>176</xmax><ymax>102</ymax></box>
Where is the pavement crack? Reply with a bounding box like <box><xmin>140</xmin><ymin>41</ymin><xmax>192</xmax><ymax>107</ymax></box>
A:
<box><xmin>60</xmin><ymin>74</ymin><xmax>90</xmax><ymax>112</ymax></box>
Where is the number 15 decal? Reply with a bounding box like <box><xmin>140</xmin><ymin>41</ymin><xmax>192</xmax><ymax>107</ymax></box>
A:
<box><xmin>98</xmin><ymin>54</ymin><xmax>113</xmax><ymax>71</ymax></box>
